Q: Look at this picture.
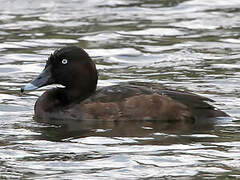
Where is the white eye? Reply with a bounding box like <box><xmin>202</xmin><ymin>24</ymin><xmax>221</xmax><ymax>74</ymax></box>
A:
<box><xmin>62</xmin><ymin>59</ymin><xmax>68</xmax><ymax>64</ymax></box>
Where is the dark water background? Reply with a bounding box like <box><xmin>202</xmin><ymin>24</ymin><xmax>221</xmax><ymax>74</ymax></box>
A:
<box><xmin>0</xmin><ymin>0</ymin><xmax>240</xmax><ymax>179</ymax></box>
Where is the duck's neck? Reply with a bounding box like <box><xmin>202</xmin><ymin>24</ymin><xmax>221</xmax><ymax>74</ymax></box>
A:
<box><xmin>57</xmin><ymin>86</ymin><xmax>95</xmax><ymax>106</ymax></box>
<box><xmin>67</xmin><ymin>87</ymin><xmax>94</xmax><ymax>101</ymax></box>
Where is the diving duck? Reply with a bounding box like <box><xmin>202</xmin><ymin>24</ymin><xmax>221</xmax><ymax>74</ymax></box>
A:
<box><xmin>21</xmin><ymin>46</ymin><xmax>228</xmax><ymax>122</ymax></box>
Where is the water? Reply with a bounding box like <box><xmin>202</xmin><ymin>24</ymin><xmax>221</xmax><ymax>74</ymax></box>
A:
<box><xmin>0</xmin><ymin>0</ymin><xmax>240</xmax><ymax>179</ymax></box>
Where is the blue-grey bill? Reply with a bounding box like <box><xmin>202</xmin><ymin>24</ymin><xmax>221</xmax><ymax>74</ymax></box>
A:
<box><xmin>21</xmin><ymin>65</ymin><xmax>54</xmax><ymax>92</ymax></box>
<box><xmin>21</xmin><ymin>83</ymin><xmax>38</xmax><ymax>92</ymax></box>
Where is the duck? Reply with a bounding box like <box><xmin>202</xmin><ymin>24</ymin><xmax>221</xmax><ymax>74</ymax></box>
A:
<box><xmin>21</xmin><ymin>46</ymin><xmax>228</xmax><ymax>122</ymax></box>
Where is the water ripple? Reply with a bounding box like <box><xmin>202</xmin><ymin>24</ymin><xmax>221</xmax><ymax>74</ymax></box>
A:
<box><xmin>0</xmin><ymin>0</ymin><xmax>239</xmax><ymax>179</ymax></box>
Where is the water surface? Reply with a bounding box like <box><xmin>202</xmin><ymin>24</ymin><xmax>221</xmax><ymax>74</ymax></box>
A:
<box><xmin>0</xmin><ymin>0</ymin><xmax>240</xmax><ymax>179</ymax></box>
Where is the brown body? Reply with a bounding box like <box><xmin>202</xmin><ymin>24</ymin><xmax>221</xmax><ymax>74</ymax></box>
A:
<box><xmin>35</xmin><ymin>82</ymin><xmax>227</xmax><ymax>122</ymax></box>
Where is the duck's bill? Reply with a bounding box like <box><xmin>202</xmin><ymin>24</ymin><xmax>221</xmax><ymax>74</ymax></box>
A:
<box><xmin>21</xmin><ymin>65</ymin><xmax>54</xmax><ymax>92</ymax></box>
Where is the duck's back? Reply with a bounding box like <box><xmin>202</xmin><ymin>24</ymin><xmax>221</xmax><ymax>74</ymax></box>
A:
<box><xmin>61</xmin><ymin>82</ymin><xmax>227</xmax><ymax>122</ymax></box>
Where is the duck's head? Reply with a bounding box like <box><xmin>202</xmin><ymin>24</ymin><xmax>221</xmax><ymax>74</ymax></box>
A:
<box><xmin>21</xmin><ymin>46</ymin><xmax>98</xmax><ymax>95</ymax></box>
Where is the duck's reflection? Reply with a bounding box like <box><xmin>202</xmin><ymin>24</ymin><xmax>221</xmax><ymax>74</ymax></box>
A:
<box><xmin>33</xmin><ymin>116</ymin><xmax>226</xmax><ymax>143</ymax></box>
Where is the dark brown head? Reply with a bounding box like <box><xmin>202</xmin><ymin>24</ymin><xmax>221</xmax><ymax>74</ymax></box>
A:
<box><xmin>21</xmin><ymin>46</ymin><xmax>98</xmax><ymax>96</ymax></box>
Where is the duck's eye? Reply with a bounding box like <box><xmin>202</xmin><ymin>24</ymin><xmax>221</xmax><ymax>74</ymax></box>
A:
<box><xmin>62</xmin><ymin>59</ymin><xmax>68</xmax><ymax>65</ymax></box>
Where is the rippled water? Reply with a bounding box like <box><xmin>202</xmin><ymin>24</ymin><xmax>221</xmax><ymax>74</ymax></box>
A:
<box><xmin>1</xmin><ymin>0</ymin><xmax>240</xmax><ymax>179</ymax></box>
